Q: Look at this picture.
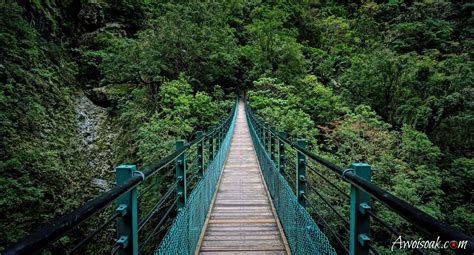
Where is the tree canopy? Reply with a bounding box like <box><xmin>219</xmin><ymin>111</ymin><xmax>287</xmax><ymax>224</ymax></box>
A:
<box><xmin>1</xmin><ymin>0</ymin><xmax>472</xmax><ymax>253</ymax></box>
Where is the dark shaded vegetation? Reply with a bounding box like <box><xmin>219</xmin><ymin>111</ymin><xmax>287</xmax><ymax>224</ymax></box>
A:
<box><xmin>1</xmin><ymin>0</ymin><xmax>472</xmax><ymax>253</ymax></box>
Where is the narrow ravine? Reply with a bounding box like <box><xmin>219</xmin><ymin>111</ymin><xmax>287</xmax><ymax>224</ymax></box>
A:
<box><xmin>75</xmin><ymin>94</ymin><xmax>114</xmax><ymax>191</ymax></box>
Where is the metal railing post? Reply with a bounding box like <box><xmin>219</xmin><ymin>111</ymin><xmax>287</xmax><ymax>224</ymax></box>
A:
<box><xmin>115</xmin><ymin>165</ymin><xmax>138</xmax><ymax>255</ymax></box>
<box><xmin>271</xmin><ymin>128</ymin><xmax>278</xmax><ymax>163</ymax></box>
<box><xmin>176</xmin><ymin>140</ymin><xmax>187</xmax><ymax>210</ymax></box>
<box><xmin>218</xmin><ymin>122</ymin><xmax>222</xmax><ymax>148</ymax></box>
<box><xmin>217</xmin><ymin>124</ymin><xmax>221</xmax><ymax>152</ymax></box>
<box><xmin>255</xmin><ymin>119</ymin><xmax>260</xmax><ymax>138</ymax></box>
<box><xmin>220</xmin><ymin>121</ymin><xmax>225</xmax><ymax>144</ymax></box>
<box><xmin>215</xmin><ymin>122</ymin><xmax>221</xmax><ymax>152</ymax></box>
<box><xmin>262</xmin><ymin>127</ymin><xmax>267</xmax><ymax>150</ymax></box>
<box><xmin>296</xmin><ymin>139</ymin><xmax>306</xmax><ymax>207</ymax></box>
<box><xmin>269</xmin><ymin>127</ymin><xmax>274</xmax><ymax>162</ymax></box>
<box><xmin>279</xmin><ymin>131</ymin><xmax>286</xmax><ymax>173</ymax></box>
<box><xmin>349</xmin><ymin>163</ymin><xmax>372</xmax><ymax>255</ymax></box>
<box><xmin>267</xmin><ymin>128</ymin><xmax>272</xmax><ymax>155</ymax></box>
<box><xmin>257</xmin><ymin>123</ymin><xmax>262</xmax><ymax>138</ymax></box>
<box><xmin>197</xmin><ymin>131</ymin><xmax>204</xmax><ymax>178</ymax></box>
<box><xmin>208</xmin><ymin>126</ymin><xmax>215</xmax><ymax>161</ymax></box>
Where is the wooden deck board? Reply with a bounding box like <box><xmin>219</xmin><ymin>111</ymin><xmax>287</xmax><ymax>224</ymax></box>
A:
<box><xmin>197</xmin><ymin>101</ymin><xmax>289</xmax><ymax>254</ymax></box>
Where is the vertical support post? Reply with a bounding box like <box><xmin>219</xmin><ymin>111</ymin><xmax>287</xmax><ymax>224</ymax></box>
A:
<box><xmin>197</xmin><ymin>131</ymin><xmax>204</xmax><ymax>178</ymax></box>
<box><xmin>225</xmin><ymin>117</ymin><xmax>229</xmax><ymax>134</ymax></box>
<box><xmin>221</xmin><ymin>121</ymin><xmax>225</xmax><ymax>141</ymax></box>
<box><xmin>271</xmin><ymin>128</ymin><xmax>278</xmax><ymax>163</ymax></box>
<box><xmin>267</xmin><ymin>128</ymin><xmax>272</xmax><ymax>154</ymax></box>
<box><xmin>214</xmin><ymin>123</ymin><xmax>219</xmax><ymax>153</ymax></box>
<box><xmin>268</xmin><ymin>129</ymin><xmax>273</xmax><ymax>160</ymax></box>
<box><xmin>254</xmin><ymin>121</ymin><xmax>257</xmax><ymax>137</ymax></box>
<box><xmin>216</xmin><ymin>122</ymin><xmax>222</xmax><ymax>152</ymax></box>
<box><xmin>349</xmin><ymin>163</ymin><xmax>372</xmax><ymax>255</ymax></box>
<box><xmin>115</xmin><ymin>165</ymin><xmax>138</xmax><ymax>255</ymax></box>
<box><xmin>257</xmin><ymin>123</ymin><xmax>261</xmax><ymax>138</ymax></box>
<box><xmin>217</xmin><ymin>123</ymin><xmax>221</xmax><ymax>147</ymax></box>
<box><xmin>279</xmin><ymin>131</ymin><xmax>286</xmax><ymax>173</ymax></box>
<box><xmin>220</xmin><ymin>121</ymin><xmax>225</xmax><ymax>144</ymax></box>
<box><xmin>268</xmin><ymin>127</ymin><xmax>275</xmax><ymax>162</ymax></box>
<box><xmin>296</xmin><ymin>139</ymin><xmax>306</xmax><ymax>207</ymax></box>
<box><xmin>262</xmin><ymin>127</ymin><xmax>267</xmax><ymax>150</ymax></box>
<box><xmin>176</xmin><ymin>140</ymin><xmax>187</xmax><ymax>210</ymax></box>
<box><xmin>208</xmin><ymin>126</ymin><xmax>215</xmax><ymax>161</ymax></box>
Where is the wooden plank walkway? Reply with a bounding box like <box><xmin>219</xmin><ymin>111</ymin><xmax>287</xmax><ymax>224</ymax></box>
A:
<box><xmin>197</xmin><ymin>101</ymin><xmax>289</xmax><ymax>255</ymax></box>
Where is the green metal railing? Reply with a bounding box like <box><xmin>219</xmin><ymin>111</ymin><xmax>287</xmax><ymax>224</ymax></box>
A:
<box><xmin>5</xmin><ymin>94</ymin><xmax>473</xmax><ymax>255</ymax></box>
<box><xmin>245</xmin><ymin>100</ymin><xmax>474</xmax><ymax>255</ymax></box>
<box><xmin>4</xmin><ymin>97</ymin><xmax>238</xmax><ymax>255</ymax></box>
<box><xmin>245</xmin><ymin>103</ymin><xmax>337</xmax><ymax>255</ymax></box>
<box><xmin>155</xmin><ymin>97</ymin><xmax>238</xmax><ymax>254</ymax></box>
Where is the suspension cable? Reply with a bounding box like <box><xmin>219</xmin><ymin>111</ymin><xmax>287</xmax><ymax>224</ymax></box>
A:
<box><xmin>138</xmin><ymin>165</ymin><xmax>176</xmax><ymax>201</ymax></box>
<box><xmin>138</xmin><ymin>182</ymin><xmax>177</xmax><ymax>231</ymax></box>
<box><xmin>367</xmin><ymin>243</ymin><xmax>380</xmax><ymax>255</ymax></box>
<box><xmin>139</xmin><ymin>199</ymin><xmax>177</xmax><ymax>249</ymax></box>
<box><xmin>66</xmin><ymin>211</ymin><xmax>120</xmax><ymax>254</ymax></box>
<box><xmin>307</xmin><ymin>186</ymin><xmax>350</xmax><ymax>230</ymax></box>
<box><xmin>306</xmin><ymin>163</ymin><xmax>350</xmax><ymax>199</ymax></box>
<box><xmin>306</xmin><ymin>199</ymin><xmax>349</xmax><ymax>254</ymax></box>
<box><xmin>366</xmin><ymin>210</ymin><xmax>426</xmax><ymax>254</ymax></box>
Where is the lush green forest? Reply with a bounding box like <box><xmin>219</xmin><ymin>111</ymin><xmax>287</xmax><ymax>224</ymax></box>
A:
<box><xmin>1</xmin><ymin>0</ymin><xmax>472</xmax><ymax>253</ymax></box>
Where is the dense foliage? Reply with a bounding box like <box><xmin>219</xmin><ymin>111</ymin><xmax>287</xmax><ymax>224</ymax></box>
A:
<box><xmin>1</xmin><ymin>0</ymin><xmax>472</xmax><ymax>253</ymax></box>
<box><xmin>0</xmin><ymin>0</ymin><xmax>232</xmax><ymax>251</ymax></box>
<box><xmin>244</xmin><ymin>0</ymin><xmax>473</xmax><ymax>252</ymax></box>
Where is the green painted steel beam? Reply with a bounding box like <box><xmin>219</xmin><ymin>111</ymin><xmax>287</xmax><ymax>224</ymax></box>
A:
<box><xmin>208</xmin><ymin>126</ymin><xmax>215</xmax><ymax>161</ymax></box>
<box><xmin>279</xmin><ymin>131</ymin><xmax>286</xmax><ymax>173</ymax></box>
<box><xmin>349</xmin><ymin>163</ymin><xmax>372</xmax><ymax>255</ymax></box>
<box><xmin>296</xmin><ymin>139</ymin><xmax>306</xmax><ymax>207</ymax></box>
<box><xmin>115</xmin><ymin>165</ymin><xmax>138</xmax><ymax>255</ymax></box>
<box><xmin>197</xmin><ymin>131</ymin><xmax>204</xmax><ymax>178</ymax></box>
<box><xmin>270</xmin><ymin>127</ymin><xmax>277</xmax><ymax>163</ymax></box>
<box><xmin>176</xmin><ymin>140</ymin><xmax>187</xmax><ymax>210</ymax></box>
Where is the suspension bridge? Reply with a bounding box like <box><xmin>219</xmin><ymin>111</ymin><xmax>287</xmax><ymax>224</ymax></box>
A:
<box><xmin>4</xmin><ymin>97</ymin><xmax>473</xmax><ymax>255</ymax></box>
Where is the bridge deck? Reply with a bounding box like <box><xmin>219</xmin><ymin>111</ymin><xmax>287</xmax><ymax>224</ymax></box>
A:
<box><xmin>197</xmin><ymin>101</ymin><xmax>289</xmax><ymax>254</ymax></box>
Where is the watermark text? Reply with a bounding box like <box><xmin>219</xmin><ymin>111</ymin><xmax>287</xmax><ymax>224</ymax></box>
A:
<box><xmin>391</xmin><ymin>236</ymin><xmax>468</xmax><ymax>251</ymax></box>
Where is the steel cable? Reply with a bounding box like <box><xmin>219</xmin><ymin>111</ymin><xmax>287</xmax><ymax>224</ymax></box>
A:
<box><xmin>306</xmin><ymin>199</ymin><xmax>349</xmax><ymax>254</ymax></box>
<box><xmin>306</xmin><ymin>163</ymin><xmax>350</xmax><ymax>199</ymax></box>
<box><xmin>138</xmin><ymin>182</ymin><xmax>177</xmax><ymax>231</ymax></box>
<box><xmin>139</xmin><ymin>199</ymin><xmax>177</xmax><ymax>249</ymax></box>
<box><xmin>66</xmin><ymin>212</ymin><xmax>120</xmax><ymax>254</ymax></box>
<box><xmin>307</xmin><ymin>186</ymin><xmax>350</xmax><ymax>230</ymax></box>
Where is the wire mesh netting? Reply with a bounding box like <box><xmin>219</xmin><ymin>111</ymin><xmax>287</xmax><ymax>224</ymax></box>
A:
<box><xmin>246</xmin><ymin>108</ymin><xmax>337</xmax><ymax>255</ymax></box>
<box><xmin>155</xmin><ymin>104</ymin><xmax>237</xmax><ymax>254</ymax></box>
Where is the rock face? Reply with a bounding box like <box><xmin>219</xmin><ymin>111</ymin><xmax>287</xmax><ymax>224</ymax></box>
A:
<box><xmin>75</xmin><ymin>95</ymin><xmax>115</xmax><ymax>188</ymax></box>
<box><xmin>78</xmin><ymin>3</ymin><xmax>104</xmax><ymax>29</ymax></box>
<box><xmin>77</xmin><ymin>22</ymin><xmax>125</xmax><ymax>46</ymax></box>
<box><xmin>76</xmin><ymin>95</ymin><xmax>102</xmax><ymax>145</ymax></box>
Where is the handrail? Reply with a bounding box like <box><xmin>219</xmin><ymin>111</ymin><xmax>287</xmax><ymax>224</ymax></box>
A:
<box><xmin>4</xmin><ymin>98</ymin><xmax>238</xmax><ymax>255</ymax></box>
<box><xmin>245</xmin><ymin>102</ymin><xmax>474</xmax><ymax>252</ymax></box>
